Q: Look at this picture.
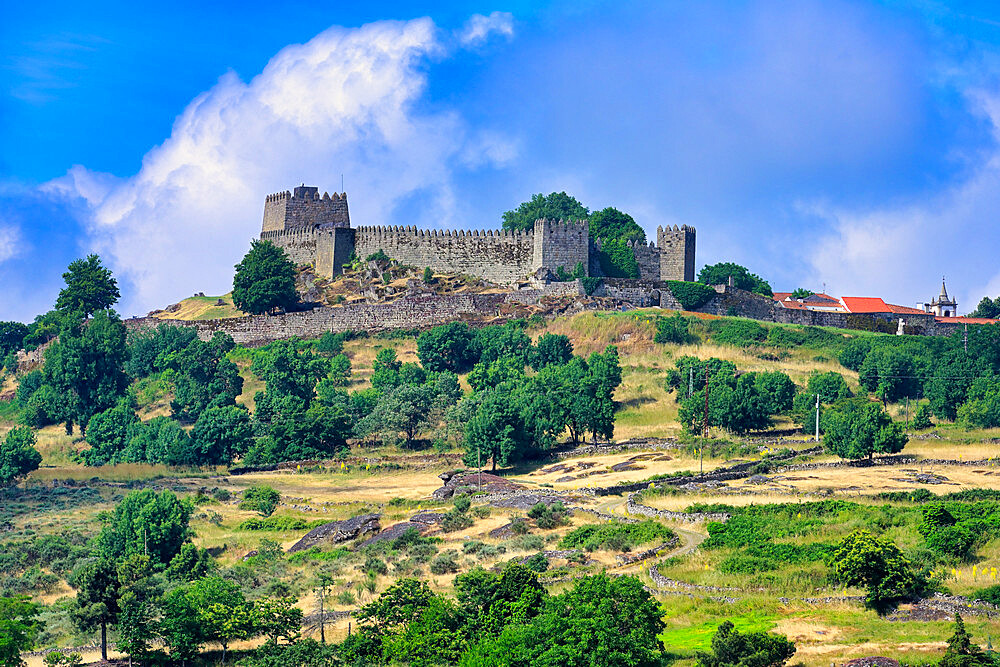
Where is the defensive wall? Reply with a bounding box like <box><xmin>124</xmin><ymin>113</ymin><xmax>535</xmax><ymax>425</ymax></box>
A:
<box><xmin>258</xmin><ymin>185</ymin><xmax>696</xmax><ymax>284</ymax></box>
<box><xmin>124</xmin><ymin>279</ymin><xmax>968</xmax><ymax>349</ymax></box>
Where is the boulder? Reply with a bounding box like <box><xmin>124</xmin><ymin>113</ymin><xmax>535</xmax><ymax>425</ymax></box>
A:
<box><xmin>432</xmin><ymin>470</ymin><xmax>527</xmax><ymax>499</ymax></box>
<box><xmin>287</xmin><ymin>513</ymin><xmax>381</xmax><ymax>552</ymax></box>
<box><xmin>356</xmin><ymin>521</ymin><xmax>431</xmax><ymax>548</ymax></box>
<box><xmin>845</xmin><ymin>658</ymin><xmax>901</xmax><ymax>667</ymax></box>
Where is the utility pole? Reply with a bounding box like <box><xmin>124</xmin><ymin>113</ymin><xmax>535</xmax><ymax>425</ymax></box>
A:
<box><xmin>905</xmin><ymin>396</ymin><xmax>910</xmax><ymax>431</ymax></box>
<box><xmin>964</xmin><ymin>324</ymin><xmax>969</xmax><ymax>354</ymax></box>
<box><xmin>815</xmin><ymin>394</ymin><xmax>820</xmax><ymax>443</ymax></box>
<box><xmin>703</xmin><ymin>366</ymin><xmax>709</xmax><ymax>439</ymax></box>
<box><xmin>478</xmin><ymin>446</ymin><xmax>482</xmax><ymax>492</ymax></box>
<box><xmin>688</xmin><ymin>367</ymin><xmax>694</xmax><ymax>399</ymax></box>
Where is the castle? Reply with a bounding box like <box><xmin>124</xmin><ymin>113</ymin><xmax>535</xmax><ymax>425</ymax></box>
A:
<box><xmin>259</xmin><ymin>185</ymin><xmax>696</xmax><ymax>284</ymax></box>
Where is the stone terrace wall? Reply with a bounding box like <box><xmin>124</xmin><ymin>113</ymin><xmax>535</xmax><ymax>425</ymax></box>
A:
<box><xmin>353</xmin><ymin>226</ymin><xmax>534</xmax><ymax>285</ymax></box>
<box><xmin>124</xmin><ymin>290</ymin><xmax>574</xmax><ymax>347</ymax></box>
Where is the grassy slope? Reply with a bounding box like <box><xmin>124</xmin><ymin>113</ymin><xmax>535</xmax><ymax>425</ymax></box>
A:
<box><xmin>5</xmin><ymin>310</ymin><xmax>1000</xmax><ymax>664</ymax></box>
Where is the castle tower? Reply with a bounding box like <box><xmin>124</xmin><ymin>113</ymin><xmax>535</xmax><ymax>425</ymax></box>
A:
<box><xmin>656</xmin><ymin>224</ymin><xmax>696</xmax><ymax>281</ymax></box>
<box><xmin>261</xmin><ymin>185</ymin><xmax>351</xmax><ymax>233</ymax></box>
<box><xmin>531</xmin><ymin>219</ymin><xmax>590</xmax><ymax>277</ymax></box>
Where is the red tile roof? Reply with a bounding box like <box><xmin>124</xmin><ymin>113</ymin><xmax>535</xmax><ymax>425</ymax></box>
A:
<box><xmin>886</xmin><ymin>303</ymin><xmax>927</xmax><ymax>315</ymax></box>
<box><xmin>841</xmin><ymin>297</ymin><xmax>890</xmax><ymax>313</ymax></box>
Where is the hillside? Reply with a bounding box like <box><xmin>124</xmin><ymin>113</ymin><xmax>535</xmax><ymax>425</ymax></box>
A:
<box><xmin>3</xmin><ymin>309</ymin><xmax>1000</xmax><ymax>666</ymax></box>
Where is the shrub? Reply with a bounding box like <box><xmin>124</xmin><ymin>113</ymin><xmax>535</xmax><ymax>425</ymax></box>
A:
<box><xmin>972</xmin><ymin>585</ymin><xmax>1000</xmax><ymax>606</ymax></box>
<box><xmin>429</xmin><ymin>550</ymin><xmax>459</xmax><ymax>574</ymax></box>
<box><xmin>666</xmin><ymin>281</ymin><xmax>716</xmax><ymax>310</ymax></box>
<box><xmin>912</xmin><ymin>403</ymin><xmax>933</xmax><ymax>430</ymax></box>
<box><xmin>523</xmin><ymin>553</ymin><xmax>549</xmax><ymax>573</ymax></box>
<box><xmin>712</xmin><ymin>320</ymin><xmax>767</xmax><ymax>347</ymax></box>
<box><xmin>695</xmin><ymin>621</ymin><xmax>795</xmax><ymax>667</ymax></box>
<box><xmin>240</xmin><ymin>486</ymin><xmax>281</xmax><ymax>517</ymax></box>
<box><xmin>559</xmin><ymin>521</ymin><xmax>674</xmax><ymax>551</ymax></box>
<box><xmin>654</xmin><ymin>313</ymin><xmax>693</xmax><ymax>345</ymax></box>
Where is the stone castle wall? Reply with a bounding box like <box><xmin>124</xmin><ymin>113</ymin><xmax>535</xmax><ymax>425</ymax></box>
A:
<box><xmin>353</xmin><ymin>226</ymin><xmax>535</xmax><ymax>284</ymax></box>
<box><xmin>260</xmin><ymin>227</ymin><xmax>318</xmax><ymax>265</ymax></box>
<box><xmin>258</xmin><ymin>185</ymin><xmax>697</xmax><ymax>286</ymax></box>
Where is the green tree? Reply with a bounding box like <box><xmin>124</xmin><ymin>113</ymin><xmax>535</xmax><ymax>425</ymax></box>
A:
<box><xmin>461</xmin><ymin>574</ymin><xmax>664</xmax><ymax>667</ymax></box>
<box><xmin>789</xmin><ymin>288</ymin><xmax>814</xmax><ymax>300</ymax></box>
<box><xmin>70</xmin><ymin>558</ymin><xmax>120</xmax><ymax>661</ymax></box>
<box><xmin>695</xmin><ymin>621</ymin><xmax>796</xmax><ymax>667</ymax></box>
<box><xmin>356</xmin><ymin>384</ymin><xmax>433</xmax><ymax>447</ymax></box>
<box><xmin>822</xmin><ymin>400</ymin><xmax>907</xmax><ymax>460</ymax></box>
<box><xmin>0</xmin><ymin>321</ymin><xmax>29</xmax><ymax>358</ymax></box>
<box><xmin>184</xmin><ymin>576</ymin><xmax>254</xmax><ymax>664</ymax></box>
<box><xmin>96</xmin><ymin>489</ymin><xmax>193</xmax><ymax>566</ymax></box>
<box><xmin>475</xmin><ymin>323</ymin><xmax>532</xmax><ymax>367</ymax></box>
<box><xmin>166</xmin><ymin>542</ymin><xmax>217</xmax><ymax>582</ymax></box>
<box><xmin>240</xmin><ymin>485</ymin><xmax>281</xmax><ymax>517</ymax></box>
<box><xmin>370</xmin><ymin>348</ymin><xmax>402</xmax><ymax>391</ymax></box>
<box><xmin>969</xmin><ymin>297</ymin><xmax>1000</xmax><ymax>320</ymax></box>
<box><xmin>81</xmin><ymin>399</ymin><xmax>139</xmax><ymax>466</ymax></box>
<box><xmin>940</xmin><ymin>613</ymin><xmax>993</xmax><ymax>667</ymax></box>
<box><xmin>830</xmin><ymin>529</ymin><xmax>925</xmax><ymax>613</ymax></box>
<box><xmin>0</xmin><ymin>426</ymin><xmax>42</xmax><ymax>486</ymax></box>
<box><xmin>957</xmin><ymin>376</ymin><xmax>1000</xmax><ymax>429</ymax></box>
<box><xmin>160</xmin><ymin>584</ymin><xmax>205</xmax><ymax>662</ymax></box>
<box><xmin>586</xmin><ymin>345</ymin><xmax>623</xmax><ymax>440</ymax></box>
<box><xmin>596</xmin><ymin>238</ymin><xmax>640</xmax><ymax>278</ymax></box>
<box><xmin>42</xmin><ymin>310</ymin><xmax>128</xmax><ymax>434</ymax></box>
<box><xmin>254</xmin><ymin>596</ymin><xmax>303</xmax><ymax>645</ymax></box>
<box><xmin>501</xmin><ymin>192</ymin><xmax>589</xmax><ymax>232</ymax></box>
<box><xmin>698</xmin><ymin>262</ymin><xmax>772</xmax><ymax>297</ymax></box>
<box><xmin>191</xmin><ymin>405</ymin><xmax>253</xmax><ymax>464</ymax></box>
<box><xmin>859</xmin><ymin>348</ymin><xmax>919</xmax><ymax>404</ymax></box>
<box><xmin>233</xmin><ymin>240</ymin><xmax>298</xmax><ymax>315</ymax></box>
<box><xmin>251</xmin><ymin>340</ymin><xmax>328</xmax><ymax>404</ymax></box>
<box><xmin>753</xmin><ymin>371</ymin><xmax>796</xmax><ymax>415</ymax></box>
<box><xmin>55</xmin><ymin>254</ymin><xmax>120</xmax><ymax>317</ymax></box>
<box><xmin>0</xmin><ymin>595</ymin><xmax>39</xmax><ymax>667</ymax></box>
<box><xmin>315</xmin><ymin>331</ymin><xmax>346</xmax><ymax>356</ymax></box>
<box><xmin>807</xmin><ymin>371</ymin><xmax>853</xmax><ymax>401</ymax></box>
<box><xmin>417</xmin><ymin>322</ymin><xmax>479</xmax><ymax>373</ymax></box>
<box><xmin>531</xmin><ymin>333</ymin><xmax>573</xmax><ymax>370</ymax></box>
<box><xmin>463</xmin><ymin>387</ymin><xmax>529</xmax><ymax>471</ymax></box>
<box><xmin>115</xmin><ymin>554</ymin><xmax>160</xmax><ymax>662</ymax></box>
<box><xmin>589</xmin><ymin>207</ymin><xmax>644</xmax><ymax>244</ymax></box>
<box><xmin>383</xmin><ymin>596</ymin><xmax>469</xmax><ymax>667</ymax></box>
<box><xmin>912</xmin><ymin>403</ymin><xmax>933</xmax><ymax>430</ymax></box>
<box><xmin>357</xmin><ymin>578</ymin><xmax>436</xmax><ymax>633</ymax></box>
<box><xmin>925</xmin><ymin>354</ymin><xmax>981</xmax><ymax>421</ymax></box>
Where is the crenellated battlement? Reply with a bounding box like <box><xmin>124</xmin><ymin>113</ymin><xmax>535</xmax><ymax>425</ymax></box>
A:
<box><xmin>258</xmin><ymin>185</ymin><xmax>695</xmax><ymax>284</ymax></box>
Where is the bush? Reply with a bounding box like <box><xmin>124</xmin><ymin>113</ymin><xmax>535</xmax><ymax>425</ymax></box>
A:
<box><xmin>912</xmin><ymin>403</ymin><xmax>933</xmax><ymax>430</ymax></box>
<box><xmin>695</xmin><ymin>621</ymin><xmax>795</xmax><ymax>667</ymax></box>
<box><xmin>240</xmin><ymin>486</ymin><xmax>281</xmax><ymax>517</ymax></box>
<box><xmin>666</xmin><ymin>281</ymin><xmax>716</xmax><ymax>310</ymax></box>
<box><xmin>523</xmin><ymin>553</ymin><xmax>549</xmax><ymax>573</ymax></box>
<box><xmin>712</xmin><ymin>320</ymin><xmax>767</xmax><ymax>347</ymax></box>
<box><xmin>559</xmin><ymin>521</ymin><xmax>674</xmax><ymax>551</ymax></box>
<box><xmin>429</xmin><ymin>550</ymin><xmax>459</xmax><ymax>574</ymax></box>
<box><xmin>315</xmin><ymin>331</ymin><xmax>346</xmax><ymax>356</ymax></box>
<box><xmin>597</xmin><ymin>238</ymin><xmax>639</xmax><ymax>278</ymax></box>
<box><xmin>654</xmin><ymin>313</ymin><xmax>693</xmax><ymax>345</ymax></box>
<box><xmin>972</xmin><ymin>585</ymin><xmax>1000</xmax><ymax>606</ymax></box>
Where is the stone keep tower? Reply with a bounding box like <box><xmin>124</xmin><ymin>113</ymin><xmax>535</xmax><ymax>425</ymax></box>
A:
<box><xmin>261</xmin><ymin>185</ymin><xmax>350</xmax><ymax>232</ymax></box>
<box><xmin>657</xmin><ymin>224</ymin><xmax>696</xmax><ymax>282</ymax></box>
<box><xmin>531</xmin><ymin>219</ymin><xmax>590</xmax><ymax>276</ymax></box>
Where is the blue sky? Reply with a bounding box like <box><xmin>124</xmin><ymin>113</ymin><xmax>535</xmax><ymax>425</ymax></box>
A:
<box><xmin>3</xmin><ymin>0</ymin><xmax>1000</xmax><ymax>321</ymax></box>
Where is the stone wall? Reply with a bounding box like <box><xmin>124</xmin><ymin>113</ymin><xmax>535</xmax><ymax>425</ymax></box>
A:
<box><xmin>353</xmin><ymin>226</ymin><xmax>535</xmax><ymax>284</ymax></box>
<box><xmin>260</xmin><ymin>227</ymin><xmax>318</xmax><ymax>265</ymax></box>
<box><xmin>123</xmin><ymin>288</ymin><xmax>585</xmax><ymax>347</ymax></box>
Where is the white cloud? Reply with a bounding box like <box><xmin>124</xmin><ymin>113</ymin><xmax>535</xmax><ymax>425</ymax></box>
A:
<box><xmin>458</xmin><ymin>12</ymin><xmax>514</xmax><ymax>47</ymax></box>
<box><xmin>48</xmin><ymin>17</ymin><xmax>515</xmax><ymax>316</ymax></box>
<box><xmin>808</xmin><ymin>90</ymin><xmax>1000</xmax><ymax>311</ymax></box>
<box><xmin>0</xmin><ymin>225</ymin><xmax>21</xmax><ymax>264</ymax></box>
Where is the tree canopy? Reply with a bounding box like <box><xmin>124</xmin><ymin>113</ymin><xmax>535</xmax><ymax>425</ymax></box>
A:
<box><xmin>55</xmin><ymin>254</ymin><xmax>120</xmax><ymax>317</ymax></box>
<box><xmin>0</xmin><ymin>427</ymin><xmax>42</xmax><ymax>486</ymax></box>
<box><xmin>233</xmin><ymin>240</ymin><xmax>298</xmax><ymax>315</ymax></box>
<box><xmin>822</xmin><ymin>400</ymin><xmax>907</xmax><ymax>460</ymax></box>
<box><xmin>501</xmin><ymin>192</ymin><xmax>589</xmax><ymax>232</ymax></box>
<box><xmin>698</xmin><ymin>262</ymin><xmax>773</xmax><ymax>297</ymax></box>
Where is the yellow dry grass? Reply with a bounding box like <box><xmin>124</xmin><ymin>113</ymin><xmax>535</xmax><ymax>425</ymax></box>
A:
<box><xmin>153</xmin><ymin>293</ymin><xmax>243</xmax><ymax>320</ymax></box>
<box><xmin>510</xmin><ymin>450</ymin><xmax>716</xmax><ymax>491</ymax></box>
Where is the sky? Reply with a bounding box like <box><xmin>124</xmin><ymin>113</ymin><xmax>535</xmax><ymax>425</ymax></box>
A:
<box><xmin>4</xmin><ymin>0</ymin><xmax>1000</xmax><ymax>321</ymax></box>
